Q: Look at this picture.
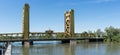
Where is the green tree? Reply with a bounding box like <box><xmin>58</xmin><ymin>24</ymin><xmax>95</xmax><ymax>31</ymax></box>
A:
<box><xmin>105</xmin><ymin>26</ymin><xmax>120</xmax><ymax>42</ymax></box>
<box><xmin>96</xmin><ymin>29</ymin><xmax>102</xmax><ymax>37</ymax></box>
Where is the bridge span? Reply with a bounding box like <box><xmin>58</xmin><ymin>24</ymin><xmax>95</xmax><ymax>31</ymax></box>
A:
<box><xmin>0</xmin><ymin>37</ymin><xmax>104</xmax><ymax>42</ymax></box>
<box><xmin>0</xmin><ymin>32</ymin><xmax>65</xmax><ymax>38</ymax></box>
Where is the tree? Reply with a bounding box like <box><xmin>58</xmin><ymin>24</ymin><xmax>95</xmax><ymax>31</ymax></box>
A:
<box><xmin>96</xmin><ymin>29</ymin><xmax>102</xmax><ymax>37</ymax></box>
<box><xmin>105</xmin><ymin>26</ymin><xmax>120</xmax><ymax>42</ymax></box>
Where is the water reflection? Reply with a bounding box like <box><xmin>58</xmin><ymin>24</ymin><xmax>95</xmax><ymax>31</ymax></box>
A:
<box><xmin>22</xmin><ymin>46</ymin><xmax>29</xmax><ymax>55</ymax></box>
<box><xmin>63</xmin><ymin>44</ymin><xmax>75</xmax><ymax>55</ymax></box>
<box><xmin>12</xmin><ymin>42</ymin><xmax>120</xmax><ymax>55</ymax></box>
<box><xmin>75</xmin><ymin>42</ymin><xmax>107</xmax><ymax>55</ymax></box>
<box><xmin>105</xmin><ymin>43</ymin><xmax>120</xmax><ymax>55</ymax></box>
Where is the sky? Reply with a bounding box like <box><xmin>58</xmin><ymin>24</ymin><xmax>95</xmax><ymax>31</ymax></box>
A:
<box><xmin>0</xmin><ymin>0</ymin><xmax>120</xmax><ymax>33</ymax></box>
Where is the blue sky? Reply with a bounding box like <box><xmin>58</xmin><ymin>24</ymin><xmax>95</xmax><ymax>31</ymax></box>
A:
<box><xmin>0</xmin><ymin>0</ymin><xmax>120</xmax><ymax>33</ymax></box>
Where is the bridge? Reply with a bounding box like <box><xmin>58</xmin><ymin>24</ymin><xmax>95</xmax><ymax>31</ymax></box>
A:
<box><xmin>0</xmin><ymin>32</ymin><xmax>104</xmax><ymax>43</ymax></box>
<box><xmin>0</xmin><ymin>3</ymin><xmax>104</xmax><ymax>46</ymax></box>
<box><xmin>0</xmin><ymin>37</ymin><xmax>104</xmax><ymax>42</ymax></box>
<box><xmin>0</xmin><ymin>32</ymin><xmax>64</xmax><ymax>37</ymax></box>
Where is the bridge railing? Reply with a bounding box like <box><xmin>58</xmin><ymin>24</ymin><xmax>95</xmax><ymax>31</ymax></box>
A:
<box><xmin>0</xmin><ymin>33</ymin><xmax>105</xmax><ymax>40</ymax></box>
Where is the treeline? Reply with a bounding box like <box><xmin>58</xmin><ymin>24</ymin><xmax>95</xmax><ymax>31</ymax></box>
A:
<box><xmin>80</xmin><ymin>26</ymin><xmax>120</xmax><ymax>42</ymax></box>
<box><xmin>105</xmin><ymin>26</ymin><xmax>120</xmax><ymax>42</ymax></box>
<box><xmin>80</xmin><ymin>29</ymin><xmax>105</xmax><ymax>38</ymax></box>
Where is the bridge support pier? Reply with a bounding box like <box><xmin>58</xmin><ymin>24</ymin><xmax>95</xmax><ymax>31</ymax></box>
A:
<box><xmin>61</xmin><ymin>40</ymin><xmax>70</xmax><ymax>43</ymax></box>
<box><xmin>61</xmin><ymin>40</ymin><xmax>77</xmax><ymax>44</ymax></box>
<box><xmin>22</xmin><ymin>41</ymin><xmax>30</xmax><ymax>46</ymax></box>
<box><xmin>22</xmin><ymin>41</ymin><xmax>33</xmax><ymax>46</ymax></box>
<box><xmin>30</xmin><ymin>41</ymin><xmax>33</xmax><ymax>45</ymax></box>
<box><xmin>89</xmin><ymin>38</ymin><xmax>104</xmax><ymax>42</ymax></box>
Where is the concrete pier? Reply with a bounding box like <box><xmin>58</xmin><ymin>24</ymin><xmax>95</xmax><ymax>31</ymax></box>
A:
<box><xmin>61</xmin><ymin>40</ymin><xmax>70</xmax><ymax>43</ymax></box>
<box><xmin>30</xmin><ymin>41</ymin><xmax>33</xmax><ymax>45</ymax></box>
<box><xmin>5</xmin><ymin>44</ymin><xmax>11</xmax><ymax>55</ymax></box>
<box><xmin>22</xmin><ymin>41</ymin><xmax>33</xmax><ymax>46</ymax></box>
<box><xmin>22</xmin><ymin>41</ymin><xmax>30</xmax><ymax>46</ymax></box>
<box><xmin>89</xmin><ymin>38</ymin><xmax>104</xmax><ymax>42</ymax></box>
<box><xmin>61</xmin><ymin>40</ymin><xmax>77</xmax><ymax>44</ymax></box>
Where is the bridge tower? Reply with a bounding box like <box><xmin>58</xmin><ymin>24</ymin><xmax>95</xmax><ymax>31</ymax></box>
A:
<box><xmin>64</xmin><ymin>9</ymin><xmax>75</xmax><ymax>37</ymax></box>
<box><xmin>22</xmin><ymin>3</ymin><xmax>32</xmax><ymax>46</ymax></box>
<box><xmin>22</xmin><ymin>3</ymin><xmax>29</xmax><ymax>39</ymax></box>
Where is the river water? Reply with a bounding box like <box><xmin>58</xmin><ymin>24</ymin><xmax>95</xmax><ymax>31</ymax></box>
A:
<box><xmin>11</xmin><ymin>41</ymin><xmax>120</xmax><ymax>55</ymax></box>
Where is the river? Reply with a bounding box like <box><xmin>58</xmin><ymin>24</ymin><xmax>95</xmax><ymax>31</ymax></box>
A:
<box><xmin>11</xmin><ymin>41</ymin><xmax>120</xmax><ymax>55</ymax></box>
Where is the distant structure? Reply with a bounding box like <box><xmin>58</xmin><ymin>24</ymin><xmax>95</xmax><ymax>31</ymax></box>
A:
<box><xmin>22</xmin><ymin>3</ymin><xmax>30</xmax><ymax>45</ymax></box>
<box><xmin>64</xmin><ymin>9</ymin><xmax>75</xmax><ymax>37</ymax></box>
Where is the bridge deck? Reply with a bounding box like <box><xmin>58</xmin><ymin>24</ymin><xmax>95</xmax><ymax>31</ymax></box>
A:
<box><xmin>0</xmin><ymin>38</ymin><xmax>104</xmax><ymax>42</ymax></box>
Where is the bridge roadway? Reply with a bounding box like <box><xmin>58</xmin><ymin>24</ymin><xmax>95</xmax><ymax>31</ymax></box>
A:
<box><xmin>0</xmin><ymin>32</ymin><xmax>65</xmax><ymax>37</ymax></box>
<box><xmin>0</xmin><ymin>32</ymin><xmax>81</xmax><ymax>36</ymax></box>
<box><xmin>0</xmin><ymin>37</ymin><xmax>104</xmax><ymax>42</ymax></box>
<box><xmin>0</xmin><ymin>32</ymin><xmax>64</xmax><ymax>35</ymax></box>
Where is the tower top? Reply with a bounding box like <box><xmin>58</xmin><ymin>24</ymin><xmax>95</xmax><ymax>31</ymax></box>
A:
<box><xmin>64</xmin><ymin>11</ymin><xmax>69</xmax><ymax>14</ymax></box>
<box><xmin>64</xmin><ymin>9</ymin><xmax>74</xmax><ymax>14</ymax></box>
<box><xmin>24</xmin><ymin>3</ymin><xmax>29</xmax><ymax>8</ymax></box>
<box><xmin>70</xmin><ymin>9</ymin><xmax>74</xmax><ymax>12</ymax></box>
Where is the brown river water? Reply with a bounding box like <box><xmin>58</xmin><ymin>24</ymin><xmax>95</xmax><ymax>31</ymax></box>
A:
<box><xmin>11</xmin><ymin>41</ymin><xmax>120</xmax><ymax>55</ymax></box>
